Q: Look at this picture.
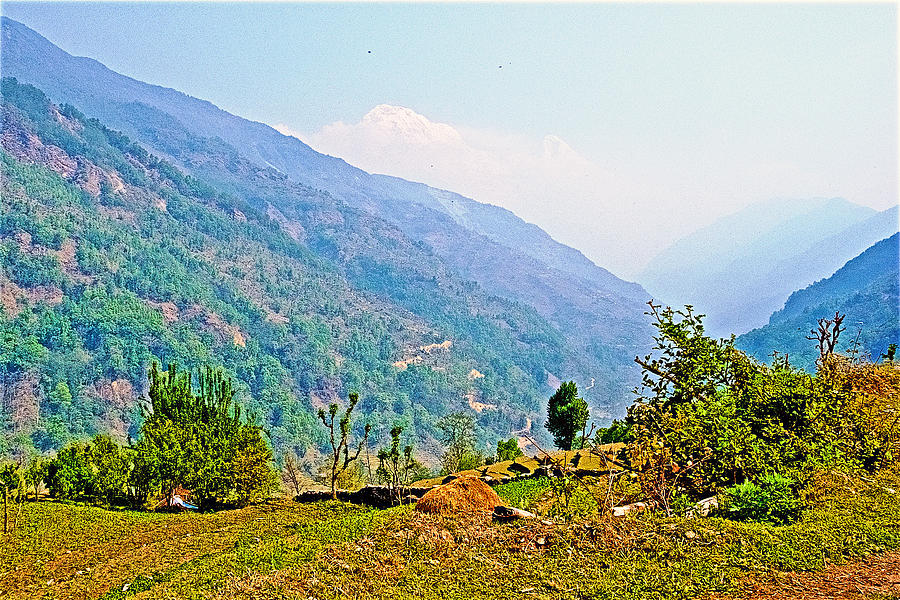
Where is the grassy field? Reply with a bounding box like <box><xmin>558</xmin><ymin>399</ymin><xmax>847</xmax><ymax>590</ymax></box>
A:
<box><xmin>3</xmin><ymin>469</ymin><xmax>900</xmax><ymax>600</ymax></box>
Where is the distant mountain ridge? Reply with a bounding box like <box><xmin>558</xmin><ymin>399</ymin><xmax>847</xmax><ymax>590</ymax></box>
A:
<box><xmin>737</xmin><ymin>233</ymin><xmax>900</xmax><ymax>370</ymax></box>
<box><xmin>0</xmin><ymin>16</ymin><xmax>656</xmax><ymax>439</ymax></box>
<box><xmin>639</xmin><ymin>197</ymin><xmax>895</xmax><ymax>337</ymax></box>
<box><xmin>0</xmin><ymin>17</ymin><xmax>641</xmax><ymax>297</ymax></box>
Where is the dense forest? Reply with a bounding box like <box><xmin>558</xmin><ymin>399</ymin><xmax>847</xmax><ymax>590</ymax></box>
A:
<box><xmin>0</xmin><ymin>15</ymin><xmax>657</xmax><ymax>420</ymax></box>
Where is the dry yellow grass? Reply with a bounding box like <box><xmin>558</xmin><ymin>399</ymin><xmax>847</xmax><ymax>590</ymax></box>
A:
<box><xmin>415</xmin><ymin>476</ymin><xmax>503</xmax><ymax>515</ymax></box>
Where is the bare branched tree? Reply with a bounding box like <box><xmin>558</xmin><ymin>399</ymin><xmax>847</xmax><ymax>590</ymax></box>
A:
<box><xmin>281</xmin><ymin>451</ymin><xmax>303</xmax><ymax>498</ymax></box>
<box><xmin>807</xmin><ymin>311</ymin><xmax>846</xmax><ymax>360</ymax></box>
<box><xmin>318</xmin><ymin>393</ymin><xmax>371</xmax><ymax>499</ymax></box>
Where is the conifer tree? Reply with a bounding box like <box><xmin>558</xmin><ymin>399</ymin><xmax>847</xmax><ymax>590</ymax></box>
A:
<box><xmin>546</xmin><ymin>381</ymin><xmax>588</xmax><ymax>450</ymax></box>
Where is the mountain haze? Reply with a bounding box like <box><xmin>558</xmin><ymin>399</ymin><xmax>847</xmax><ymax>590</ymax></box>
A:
<box><xmin>290</xmin><ymin>102</ymin><xmax>655</xmax><ymax>276</ymax></box>
<box><xmin>737</xmin><ymin>233</ymin><xmax>900</xmax><ymax>370</ymax></box>
<box><xmin>639</xmin><ymin>197</ymin><xmax>893</xmax><ymax>337</ymax></box>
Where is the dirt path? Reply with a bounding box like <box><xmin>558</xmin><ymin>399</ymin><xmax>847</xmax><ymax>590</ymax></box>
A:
<box><xmin>739</xmin><ymin>551</ymin><xmax>900</xmax><ymax>599</ymax></box>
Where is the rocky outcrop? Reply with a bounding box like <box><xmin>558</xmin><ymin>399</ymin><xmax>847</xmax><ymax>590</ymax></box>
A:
<box><xmin>0</xmin><ymin>373</ymin><xmax>40</xmax><ymax>432</ymax></box>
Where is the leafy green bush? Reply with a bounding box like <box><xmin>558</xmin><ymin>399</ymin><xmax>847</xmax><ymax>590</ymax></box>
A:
<box><xmin>46</xmin><ymin>442</ymin><xmax>95</xmax><ymax>501</ymax></box>
<box><xmin>597</xmin><ymin>419</ymin><xmax>633</xmax><ymax>444</ymax></box>
<box><xmin>494</xmin><ymin>476</ymin><xmax>551</xmax><ymax>510</ymax></box>
<box><xmin>721</xmin><ymin>473</ymin><xmax>801</xmax><ymax>525</ymax></box>
<box><xmin>133</xmin><ymin>362</ymin><xmax>275</xmax><ymax>509</ymax></box>
<box><xmin>626</xmin><ymin>302</ymin><xmax>900</xmax><ymax>502</ymax></box>
<box><xmin>546</xmin><ymin>476</ymin><xmax>598</xmax><ymax>521</ymax></box>
<box><xmin>495</xmin><ymin>437</ymin><xmax>523</xmax><ymax>462</ymax></box>
<box><xmin>87</xmin><ymin>434</ymin><xmax>132</xmax><ymax>506</ymax></box>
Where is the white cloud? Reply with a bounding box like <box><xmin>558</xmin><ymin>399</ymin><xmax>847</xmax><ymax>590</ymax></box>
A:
<box><xmin>275</xmin><ymin>105</ymin><xmax>806</xmax><ymax>278</ymax></box>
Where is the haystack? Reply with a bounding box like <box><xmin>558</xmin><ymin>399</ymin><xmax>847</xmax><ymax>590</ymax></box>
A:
<box><xmin>415</xmin><ymin>476</ymin><xmax>503</xmax><ymax>515</ymax></box>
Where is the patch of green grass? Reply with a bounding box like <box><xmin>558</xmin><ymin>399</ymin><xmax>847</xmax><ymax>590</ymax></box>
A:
<box><xmin>96</xmin><ymin>574</ymin><xmax>155</xmax><ymax>600</ymax></box>
<box><xmin>4</xmin><ymin>468</ymin><xmax>900</xmax><ymax>600</ymax></box>
<box><xmin>494</xmin><ymin>477</ymin><xmax>553</xmax><ymax>510</ymax></box>
<box><xmin>147</xmin><ymin>503</ymin><xmax>399</xmax><ymax>598</ymax></box>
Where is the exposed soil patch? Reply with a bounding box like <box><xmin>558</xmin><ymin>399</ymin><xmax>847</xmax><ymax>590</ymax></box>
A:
<box><xmin>55</xmin><ymin>238</ymin><xmax>93</xmax><ymax>284</ymax></box>
<box><xmin>0</xmin><ymin>373</ymin><xmax>40</xmax><ymax>431</ymax></box>
<box><xmin>393</xmin><ymin>339</ymin><xmax>453</xmax><ymax>370</ymax></box>
<box><xmin>181</xmin><ymin>304</ymin><xmax>247</xmax><ymax>347</ymax></box>
<box><xmin>732</xmin><ymin>551</ymin><xmax>900</xmax><ymax>599</ymax></box>
<box><xmin>0</xmin><ymin>276</ymin><xmax>23</xmax><ymax>316</ymax></box>
<box><xmin>265</xmin><ymin>204</ymin><xmax>306</xmax><ymax>242</ymax></box>
<box><xmin>466</xmin><ymin>392</ymin><xmax>497</xmax><ymax>413</ymax></box>
<box><xmin>147</xmin><ymin>299</ymin><xmax>180</xmax><ymax>324</ymax></box>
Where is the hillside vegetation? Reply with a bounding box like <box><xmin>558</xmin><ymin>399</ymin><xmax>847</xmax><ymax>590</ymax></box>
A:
<box><xmin>0</xmin><ymin>16</ymin><xmax>654</xmax><ymax>417</ymax></box>
<box><xmin>0</xmin><ymin>77</ymin><xmax>572</xmax><ymax>458</ymax></box>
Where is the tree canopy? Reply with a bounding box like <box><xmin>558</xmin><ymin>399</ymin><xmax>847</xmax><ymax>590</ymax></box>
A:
<box><xmin>546</xmin><ymin>381</ymin><xmax>589</xmax><ymax>450</ymax></box>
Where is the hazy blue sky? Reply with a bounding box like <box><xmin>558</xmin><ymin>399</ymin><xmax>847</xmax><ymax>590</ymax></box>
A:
<box><xmin>2</xmin><ymin>2</ymin><xmax>896</xmax><ymax>275</ymax></box>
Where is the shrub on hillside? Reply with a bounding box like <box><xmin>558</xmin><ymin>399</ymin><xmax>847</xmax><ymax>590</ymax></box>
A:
<box><xmin>437</xmin><ymin>412</ymin><xmax>484</xmax><ymax>475</ymax></box>
<box><xmin>132</xmin><ymin>362</ymin><xmax>275</xmax><ymax>509</ymax></box>
<box><xmin>87</xmin><ymin>434</ymin><xmax>132</xmax><ymax>506</ymax></box>
<box><xmin>373</xmin><ymin>424</ymin><xmax>430</xmax><ymax>504</ymax></box>
<box><xmin>815</xmin><ymin>354</ymin><xmax>900</xmax><ymax>471</ymax></box>
<box><xmin>43</xmin><ymin>364</ymin><xmax>276</xmax><ymax>509</ymax></box>
<box><xmin>496</xmin><ymin>437</ymin><xmax>523</xmax><ymax>462</ymax></box>
<box><xmin>596</xmin><ymin>419</ymin><xmax>633</xmax><ymax>444</ymax></box>
<box><xmin>46</xmin><ymin>441</ymin><xmax>95</xmax><ymax>501</ymax></box>
<box><xmin>721</xmin><ymin>473</ymin><xmax>802</xmax><ymax>525</ymax></box>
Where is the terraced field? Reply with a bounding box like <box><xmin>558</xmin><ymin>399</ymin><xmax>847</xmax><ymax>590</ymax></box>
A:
<box><xmin>410</xmin><ymin>445</ymin><xmax>625</xmax><ymax>488</ymax></box>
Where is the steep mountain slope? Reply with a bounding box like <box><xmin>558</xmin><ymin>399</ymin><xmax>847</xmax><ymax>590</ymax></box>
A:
<box><xmin>3</xmin><ymin>16</ymin><xmax>628</xmax><ymax>291</ymax></box>
<box><xmin>639</xmin><ymin>197</ymin><xmax>890</xmax><ymax>336</ymax></box>
<box><xmin>0</xmin><ymin>79</ymin><xmax>585</xmax><ymax>457</ymax></box>
<box><xmin>0</xmin><ymin>18</ymin><xmax>646</xmax><ymax>298</ymax></box>
<box><xmin>0</xmin><ymin>16</ymin><xmax>653</xmax><ymax>414</ymax></box>
<box><xmin>416</xmin><ymin>184</ymin><xmax>648</xmax><ymax>302</ymax></box>
<box><xmin>737</xmin><ymin>233</ymin><xmax>900</xmax><ymax>371</ymax></box>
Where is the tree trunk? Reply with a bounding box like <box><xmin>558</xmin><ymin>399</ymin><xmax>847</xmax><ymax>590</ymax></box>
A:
<box><xmin>3</xmin><ymin>488</ymin><xmax>7</xmax><ymax>534</ymax></box>
<box><xmin>331</xmin><ymin>456</ymin><xmax>338</xmax><ymax>500</ymax></box>
<box><xmin>12</xmin><ymin>485</ymin><xmax>22</xmax><ymax>532</ymax></box>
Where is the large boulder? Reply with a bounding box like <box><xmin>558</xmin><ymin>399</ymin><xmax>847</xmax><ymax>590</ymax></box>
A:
<box><xmin>415</xmin><ymin>476</ymin><xmax>503</xmax><ymax>515</ymax></box>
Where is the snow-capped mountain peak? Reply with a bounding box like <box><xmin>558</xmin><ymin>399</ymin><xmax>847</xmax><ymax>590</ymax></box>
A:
<box><xmin>360</xmin><ymin>104</ymin><xmax>463</xmax><ymax>145</ymax></box>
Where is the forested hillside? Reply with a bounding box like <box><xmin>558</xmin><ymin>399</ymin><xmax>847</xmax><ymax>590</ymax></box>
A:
<box><xmin>0</xmin><ymin>78</ymin><xmax>586</xmax><ymax>459</ymax></box>
<box><xmin>0</xmin><ymin>17</ymin><xmax>654</xmax><ymax>416</ymax></box>
<box><xmin>737</xmin><ymin>233</ymin><xmax>900</xmax><ymax>370</ymax></box>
